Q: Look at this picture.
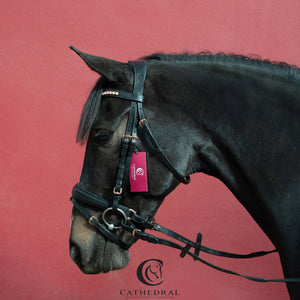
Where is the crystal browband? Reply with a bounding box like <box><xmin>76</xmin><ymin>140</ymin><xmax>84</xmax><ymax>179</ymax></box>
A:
<box><xmin>102</xmin><ymin>91</ymin><xmax>120</xmax><ymax>96</ymax></box>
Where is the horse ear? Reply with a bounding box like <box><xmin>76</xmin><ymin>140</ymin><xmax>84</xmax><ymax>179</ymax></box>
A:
<box><xmin>70</xmin><ymin>46</ymin><xmax>132</xmax><ymax>83</ymax></box>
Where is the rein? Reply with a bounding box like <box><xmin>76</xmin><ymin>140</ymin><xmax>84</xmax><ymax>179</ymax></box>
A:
<box><xmin>71</xmin><ymin>60</ymin><xmax>300</xmax><ymax>283</ymax></box>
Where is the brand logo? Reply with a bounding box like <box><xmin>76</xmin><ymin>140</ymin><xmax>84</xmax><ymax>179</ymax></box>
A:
<box><xmin>136</xmin><ymin>167</ymin><xmax>144</xmax><ymax>176</ymax></box>
<box><xmin>137</xmin><ymin>259</ymin><xmax>163</xmax><ymax>286</ymax></box>
<box><xmin>119</xmin><ymin>259</ymin><xmax>179</xmax><ymax>298</ymax></box>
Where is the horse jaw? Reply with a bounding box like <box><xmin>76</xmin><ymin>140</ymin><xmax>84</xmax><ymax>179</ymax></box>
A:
<box><xmin>69</xmin><ymin>209</ymin><xmax>129</xmax><ymax>274</ymax></box>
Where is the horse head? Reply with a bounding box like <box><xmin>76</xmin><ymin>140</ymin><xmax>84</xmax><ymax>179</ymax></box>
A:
<box><xmin>69</xmin><ymin>47</ymin><xmax>199</xmax><ymax>273</ymax></box>
<box><xmin>148</xmin><ymin>262</ymin><xmax>162</xmax><ymax>279</ymax></box>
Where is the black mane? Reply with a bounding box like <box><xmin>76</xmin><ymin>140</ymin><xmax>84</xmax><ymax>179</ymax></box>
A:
<box><xmin>143</xmin><ymin>52</ymin><xmax>299</xmax><ymax>79</ymax></box>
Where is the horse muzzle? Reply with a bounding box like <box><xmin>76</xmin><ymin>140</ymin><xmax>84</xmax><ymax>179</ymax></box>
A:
<box><xmin>69</xmin><ymin>210</ymin><xmax>131</xmax><ymax>273</ymax></box>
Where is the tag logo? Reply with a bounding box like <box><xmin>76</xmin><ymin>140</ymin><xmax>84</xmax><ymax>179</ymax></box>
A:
<box><xmin>137</xmin><ymin>259</ymin><xmax>163</xmax><ymax>286</ymax></box>
<box><xmin>136</xmin><ymin>168</ymin><xmax>144</xmax><ymax>176</ymax></box>
<box><xmin>130</xmin><ymin>152</ymin><xmax>148</xmax><ymax>192</ymax></box>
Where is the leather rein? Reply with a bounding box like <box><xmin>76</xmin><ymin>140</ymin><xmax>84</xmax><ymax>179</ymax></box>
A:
<box><xmin>71</xmin><ymin>61</ymin><xmax>300</xmax><ymax>283</ymax></box>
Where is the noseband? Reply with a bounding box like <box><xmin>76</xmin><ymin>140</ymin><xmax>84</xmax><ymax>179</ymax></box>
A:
<box><xmin>70</xmin><ymin>61</ymin><xmax>300</xmax><ymax>283</ymax></box>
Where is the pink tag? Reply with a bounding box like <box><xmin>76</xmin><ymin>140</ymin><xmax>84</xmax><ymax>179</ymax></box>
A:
<box><xmin>130</xmin><ymin>152</ymin><xmax>148</xmax><ymax>192</ymax></box>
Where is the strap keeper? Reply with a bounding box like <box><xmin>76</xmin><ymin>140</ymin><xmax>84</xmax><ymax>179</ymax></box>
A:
<box><xmin>122</xmin><ymin>135</ymin><xmax>139</xmax><ymax>142</ymax></box>
<box><xmin>150</xmin><ymin>220</ymin><xmax>157</xmax><ymax>230</ymax></box>
<box><xmin>132</xmin><ymin>229</ymin><xmax>141</xmax><ymax>237</ymax></box>
<box><xmin>180</xmin><ymin>243</ymin><xmax>192</xmax><ymax>258</ymax></box>
<box><xmin>139</xmin><ymin>119</ymin><xmax>148</xmax><ymax>127</ymax></box>
<box><xmin>127</xmin><ymin>208</ymin><xmax>137</xmax><ymax>221</ymax></box>
<box><xmin>194</xmin><ymin>233</ymin><xmax>202</xmax><ymax>260</ymax></box>
<box><xmin>89</xmin><ymin>216</ymin><xmax>98</xmax><ymax>226</ymax></box>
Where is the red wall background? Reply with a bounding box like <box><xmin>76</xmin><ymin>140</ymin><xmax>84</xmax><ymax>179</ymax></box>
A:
<box><xmin>1</xmin><ymin>1</ymin><xmax>299</xmax><ymax>299</ymax></box>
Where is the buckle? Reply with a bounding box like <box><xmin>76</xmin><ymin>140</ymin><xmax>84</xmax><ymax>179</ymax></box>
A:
<box><xmin>113</xmin><ymin>187</ymin><xmax>123</xmax><ymax>195</ymax></box>
<box><xmin>127</xmin><ymin>208</ymin><xmax>137</xmax><ymax>221</ymax></box>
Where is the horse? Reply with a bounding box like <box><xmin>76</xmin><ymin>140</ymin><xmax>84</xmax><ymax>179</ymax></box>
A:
<box><xmin>68</xmin><ymin>47</ymin><xmax>300</xmax><ymax>299</ymax></box>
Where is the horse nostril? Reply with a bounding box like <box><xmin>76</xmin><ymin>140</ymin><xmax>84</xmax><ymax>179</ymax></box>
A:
<box><xmin>69</xmin><ymin>241</ymin><xmax>82</xmax><ymax>265</ymax></box>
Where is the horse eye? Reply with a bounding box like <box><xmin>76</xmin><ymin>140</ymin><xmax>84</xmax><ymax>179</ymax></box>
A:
<box><xmin>93</xmin><ymin>130</ymin><xmax>112</xmax><ymax>143</ymax></box>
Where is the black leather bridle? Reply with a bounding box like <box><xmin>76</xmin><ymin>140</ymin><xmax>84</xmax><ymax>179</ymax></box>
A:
<box><xmin>70</xmin><ymin>61</ymin><xmax>300</xmax><ymax>283</ymax></box>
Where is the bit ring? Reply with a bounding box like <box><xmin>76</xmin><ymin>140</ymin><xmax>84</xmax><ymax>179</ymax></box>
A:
<box><xmin>102</xmin><ymin>207</ymin><xmax>127</xmax><ymax>230</ymax></box>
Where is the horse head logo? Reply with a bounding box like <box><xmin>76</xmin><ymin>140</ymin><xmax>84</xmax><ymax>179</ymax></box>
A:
<box><xmin>137</xmin><ymin>259</ymin><xmax>163</xmax><ymax>286</ymax></box>
<box><xmin>136</xmin><ymin>168</ymin><xmax>144</xmax><ymax>176</ymax></box>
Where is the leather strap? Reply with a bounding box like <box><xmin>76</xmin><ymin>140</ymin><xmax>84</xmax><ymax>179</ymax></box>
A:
<box><xmin>129</xmin><ymin>61</ymin><xmax>147</xmax><ymax>94</ymax></box>
<box><xmin>101</xmin><ymin>61</ymin><xmax>190</xmax><ymax>184</ymax></box>
<box><xmin>71</xmin><ymin>184</ymin><xmax>276</xmax><ymax>259</ymax></box>
<box><xmin>132</xmin><ymin>229</ymin><xmax>299</xmax><ymax>283</ymax></box>
<box><xmin>71</xmin><ymin>184</ymin><xmax>300</xmax><ymax>282</ymax></box>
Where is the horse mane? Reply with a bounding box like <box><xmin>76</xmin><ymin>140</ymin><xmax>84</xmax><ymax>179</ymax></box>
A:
<box><xmin>143</xmin><ymin>52</ymin><xmax>299</xmax><ymax>80</ymax></box>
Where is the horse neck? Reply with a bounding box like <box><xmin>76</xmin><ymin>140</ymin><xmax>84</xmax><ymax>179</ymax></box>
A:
<box><xmin>151</xmin><ymin>60</ymin><xmax>299</xmax><ymax>239</ymax></box>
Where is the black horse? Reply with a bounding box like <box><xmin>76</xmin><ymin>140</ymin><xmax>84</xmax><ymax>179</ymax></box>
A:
<box><xmin>69</xmin><ymin>47</ymin><xmax>300</xmax><ymax>299</ymax></box>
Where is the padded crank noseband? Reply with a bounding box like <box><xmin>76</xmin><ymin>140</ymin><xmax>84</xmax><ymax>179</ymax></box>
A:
<box><xmin>71</xmin><ymin>61</ymin><xmax>300</xmax><ymax>283</ymax></box>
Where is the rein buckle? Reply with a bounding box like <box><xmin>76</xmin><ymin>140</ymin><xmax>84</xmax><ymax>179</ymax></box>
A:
<box><xmin>127</xmin><ymin>208</ymin><xmax>137</xmax><ymax>221</ymax></box>
<box><xmin>138</xmin><ymin>119</ymin><xmax>148</xmax><ymax>127</ymax></box>
<box><xmin>89</xmin><ymin>216</ymin><xmax>98</xmax><ymax>226</ymax></box>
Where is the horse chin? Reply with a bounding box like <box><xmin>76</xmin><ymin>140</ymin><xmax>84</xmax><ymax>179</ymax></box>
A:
<box><xmin>70</xmin><ymin>237</ymin><xmax>130</xmax><ymax>274</ymax></box>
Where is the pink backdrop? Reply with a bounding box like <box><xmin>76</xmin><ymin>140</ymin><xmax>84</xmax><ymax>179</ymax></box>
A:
<box><xmin>1</xmin><ymin>1</ymin><xmax>299</xmax><ymax>299</ymax></box>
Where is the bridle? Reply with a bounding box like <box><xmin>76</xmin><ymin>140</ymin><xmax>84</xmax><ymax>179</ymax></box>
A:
<box><xmin>70</xmin><ymin>60</ymin><xmax>300</xmax><ymax>283</ymax></box>
<box><xmin>71</xmin><ymin>61</ymin><xmax>190</xmax><ymax>248</ymax></box>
